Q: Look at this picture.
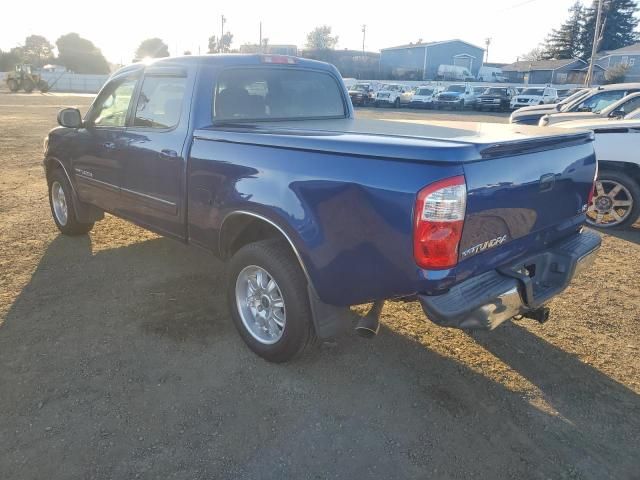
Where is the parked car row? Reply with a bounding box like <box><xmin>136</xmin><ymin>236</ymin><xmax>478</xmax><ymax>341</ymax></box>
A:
<box><xmin>348</xmin><ymin>82</ymin><xmax>566</xmax><ymax>112</ymax></box>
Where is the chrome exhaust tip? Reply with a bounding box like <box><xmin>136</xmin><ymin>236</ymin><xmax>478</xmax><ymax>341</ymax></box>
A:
<box><xmin>355</xmin><ymin>301</ymin><xmax>384</xmax><ymax>338</ymax></box>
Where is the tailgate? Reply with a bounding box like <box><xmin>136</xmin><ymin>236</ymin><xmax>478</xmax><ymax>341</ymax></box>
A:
<box><xmin>459</xmin><ymin>137</ymin><xmax>596</xmax><ymax>262</ymax></box>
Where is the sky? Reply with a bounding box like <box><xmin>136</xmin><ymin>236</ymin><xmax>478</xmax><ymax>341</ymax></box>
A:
<box><xmin>2</xmin><ymin>0</ymin><xmax>591</xmax><ymax>65</ymax></box>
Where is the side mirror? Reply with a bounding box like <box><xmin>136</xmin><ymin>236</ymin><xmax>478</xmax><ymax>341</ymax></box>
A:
<box><xmin>609</xmin><ymin>109</ymin><xmax>625</xmax><ymax>119</ymax></box>
<box><xmin>57</xmin><ymin>108</ymin><xmax>83</xmax><ymax>128</ymax></box>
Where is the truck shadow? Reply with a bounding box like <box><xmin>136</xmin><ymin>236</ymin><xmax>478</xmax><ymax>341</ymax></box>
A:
<box><xmin>0</xmin><ymin>234</ymin><xmax>638</xmax><ymax>479</ymax></box>
<box><xmin>595</xmin><ymin>224</ymin><xmax>640</xmax><ymax>245</ymax></box>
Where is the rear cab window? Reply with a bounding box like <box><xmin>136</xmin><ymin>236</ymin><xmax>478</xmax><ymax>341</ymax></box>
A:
<box><xmin>213</xmin><ymin>68</ymin><xmax>346</xmax><ymax>121</ymax></box>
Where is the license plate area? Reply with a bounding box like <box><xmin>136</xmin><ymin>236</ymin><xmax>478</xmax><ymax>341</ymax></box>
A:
<box><xmin>497</xmin><ymin>231</ymin><xmax>600</xmax><ymax>308</ymax></box>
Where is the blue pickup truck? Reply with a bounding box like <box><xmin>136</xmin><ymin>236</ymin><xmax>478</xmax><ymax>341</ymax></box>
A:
<box><xmin>44</xmin><ymin>55</ymin><xmax>601</xmax><ymax>362</ymax></box>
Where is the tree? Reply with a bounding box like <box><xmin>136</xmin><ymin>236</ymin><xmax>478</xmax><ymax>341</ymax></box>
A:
<box><xmin>23</xmin><ymin>35</ymin><xmax>55</xmax><ymax>66</ymax></box>
<box><xmin>0</xmin><ymin>47</ymin><xmax>24</xmax><ymax>71</ymax></box>
<box><xmin>208</xmin><ymin>32</ymin><xmax>233</xmax><ymax>53</ymax></box>
<box><xmin>135</xmin><ymin>38</ymin><xmax>170</xmax><ymax>59</ymax></box>
<box><xmin>580</xmin><ymin>0</ymin><xmax>639</xmax><ymax>58</ymax></box>
<box><xmin>520</xmin><ymin>47</ymin><xmax>546</xmax><ymax>61</ymax></box>
<box><xmin>56</xmin><ymin>33</ymin><xmax>110</xmax><ymax>74</ymax></box>
<box><xmin>544</xmin><ymin>2</ymin><xmax>584</xmax><ymax>59</ymax></box>
<box><xmin>305</xmin><ymin>26</ymin><xmax>338</xmax><ymax>50</ymax></box>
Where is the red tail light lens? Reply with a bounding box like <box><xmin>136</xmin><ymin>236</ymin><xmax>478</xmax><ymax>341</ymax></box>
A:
<box><xmin>413</xmin><ymin>175</ymin><xmax>467</xmax><ymax>269</ymax></box>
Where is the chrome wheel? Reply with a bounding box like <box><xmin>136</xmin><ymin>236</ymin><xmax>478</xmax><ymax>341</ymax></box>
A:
<box><xmin>235</xmin><ymin>265</ymin><xmax>286</xmax><ymax>345</ymax></box>
<box><xmin>587</xmin><ymin>179</ymin><xmax>634</xmax><ymax>228</ymax></box>
<box><xmin>51</xmin><ymin>181</ymin><xmax>68</xmax><ymax>226</ymax></box>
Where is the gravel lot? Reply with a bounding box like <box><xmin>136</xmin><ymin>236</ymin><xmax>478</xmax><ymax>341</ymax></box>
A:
<box><xmin>1</xmin><ymin>92</ymin><xmax>639</xmax><ymax>480</ymax></box>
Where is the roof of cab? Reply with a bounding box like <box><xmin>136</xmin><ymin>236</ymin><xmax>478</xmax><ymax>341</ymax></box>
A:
<box><xmin>110</xmin><ymin>54</ymin><xmax>336</xmax><ymax>78</ymax></box>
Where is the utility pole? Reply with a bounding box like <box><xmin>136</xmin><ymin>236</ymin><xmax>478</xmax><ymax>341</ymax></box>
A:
<box><xmin>220</xmin><ymin>15</ymin><xmax>226</xmax><ymax>53</ymax></box>
<box><xmin>259</xmin><ymin>21</ymin><xmax>263</xmax><ymax>53</ymax></box>
<box><xmin>484</xmin><ymin>37</ymin><xmax>491</xmax><ymax>64</ymax></box>
<box><xmin>586</xmin><ymin>0</ymin><xmax>603</xmax><ymax>87</ymax></box>
<box><xmin>361</xmin><ymin>24</ymin><xmax>366</xmax><ymax>57</ymax></box>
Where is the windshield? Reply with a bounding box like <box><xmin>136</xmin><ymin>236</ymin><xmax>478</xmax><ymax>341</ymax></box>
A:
<box><xmin>214</xmin><ymin>68</ymin><xmax>345</xmax><ymax>121</ymax></box>
<box><xmin>350</xmin><ymin>84</ymin><xmax>369</xmax><ymax>92</ymax></box>
<box><xmin>601</xmin><ymin>95</ymin><xmax>640</xmax><ymax>115</ymax></box>
<box><xmin>625</xmin><ymin>107</ymin><xmax>640</xmax><ymax>119</ymax></box>
<box><xmin>445</xmin><ymin>85</ymin><xmax>465</xmax><ymax>93</ymax></box>
<box><xmin>521</xmin><ymin>88</ymin><xmax>544</xmax><ymax>96</ymax></box>
<box><xmin>416</xmin><ymin>88</ymin><xmax>434</xmax><ymax>96</ymax></box>
<box><xmin>571</xmin><ymin>90</ymin><xmax>627</xmax><ymax>113</ymax></box>
<box><xmin>484</xmin><ymin>88</ymin><xmax>507</xmax><ymax>95</ymax></box>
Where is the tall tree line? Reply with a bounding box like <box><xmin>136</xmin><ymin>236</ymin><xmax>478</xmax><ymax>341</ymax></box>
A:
<box><xmin>542</xmin><ymin>0</ymin><xmax>638</xmax><ymax>60</ymax></box>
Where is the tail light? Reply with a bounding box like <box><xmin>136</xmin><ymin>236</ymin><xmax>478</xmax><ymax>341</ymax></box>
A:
<box><xmin>413</xmin><ymin>175</ymin><xmax>466</xmax><ymax>269</ymax></box>
<box><xmin>261</xmin><ymin>55</ymin><xmax>296</xmax><ymax>64</ymax></box>
<box><xmin>587</xmin><ymin>161</ymin><xmax>599</xmax><ymax>206</ymax></box>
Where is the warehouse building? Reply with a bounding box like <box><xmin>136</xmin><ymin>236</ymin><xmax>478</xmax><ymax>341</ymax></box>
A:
<box><xmin>379</xmin><ymin>39</ymin><xmax>485</xmax><ymax>80</ymax></box>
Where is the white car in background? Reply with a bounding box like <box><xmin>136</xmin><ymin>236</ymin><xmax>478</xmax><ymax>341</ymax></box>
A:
<box><xmin>510</xmin><ymin>87</ymin><xmax>558</xmax><ymax>109</ymax></box>
<box><xmin>539</xmin><ymin>92</ymin><xmax>640</xmax><ymax>126</ymax></box>
<box><xmin>510</xmin><ymin>88</ymin><xmax>591</xmax><ymax>124</ymax></box>
<box><xmin>557</xmin><ymin>108</ymin><xmax>640</xmax><ymax>228</ymax></box>
<box><xmin>374</xmin><ymin>83</ymin><xmax>413</xmax><ymax>108</ymax></box>
<box><xmin>408</xmin><ymin>85</ymin><xmax>443</xmax><ymax>109</ymax></box>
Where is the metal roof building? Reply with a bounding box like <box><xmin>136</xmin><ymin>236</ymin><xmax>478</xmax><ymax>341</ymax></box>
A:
<box><xmin>379</xmin><ymin>39</ymin><xmax>485</xmax><ymax>81</ymax></box>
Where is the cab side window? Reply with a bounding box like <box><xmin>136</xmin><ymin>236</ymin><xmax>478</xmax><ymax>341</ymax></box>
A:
<box><xmin>91</xmin><ymin>77</ymin><xmax>138</xmax><ymax>127</ymax></box>
<box><xmin>133</xmin><ymin>76</ymin><xmax>187</xmax><ymax>129</ymax></box>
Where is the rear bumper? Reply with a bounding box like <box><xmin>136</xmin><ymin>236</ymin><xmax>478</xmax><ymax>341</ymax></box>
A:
<box><xmin>418</xmin><ymin>230</ymin><xmax>601</xmax><ymax>330</ymax></box>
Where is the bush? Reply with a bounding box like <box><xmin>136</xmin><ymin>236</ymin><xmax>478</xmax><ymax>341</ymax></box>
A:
<box><xmin>604</xmin><ymin>63</ymin><xmax>630</xmax><ymax>84</ymax></box>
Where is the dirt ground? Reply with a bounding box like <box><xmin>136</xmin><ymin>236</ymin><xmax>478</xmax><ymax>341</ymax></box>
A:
<box><xmin>1</xmin><ymin>92</ymin><xmax>639</xmax><ymax>480</ymax></box>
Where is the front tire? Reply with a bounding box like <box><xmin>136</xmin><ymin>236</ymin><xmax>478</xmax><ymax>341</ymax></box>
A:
<box><xmin>227</xmin><ymin>239</ymin><xmax>316</xmax><ymax>362</ymax></box>
<box><xmin>587</xmin><ymin>170</ymin><xmax>640</xmax><ymax>229</ymax></box>
<box><xmin>48</xmin><ymin>169</ymin><xmax>94</xmax><ymax>235</ymax></box>
<box><xmin>7</xmin><ymin>79</ymin><xmax>19</xmax><ymax>92</ymax></box>
<box><xmin>394</xmin><ymin>97</ymin><xmax>401</xmax><ymax>108</ymax></box>
<box><xmin>22</xmin><ymin>79</ymin><xmax>35</xmax><ymax>93</ymax></box>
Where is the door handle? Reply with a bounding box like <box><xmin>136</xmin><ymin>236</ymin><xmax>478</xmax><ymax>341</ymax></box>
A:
<box><xmin>159</xmin><ymin>149</ymin><xmax>178</xmax><ymax>159</ymax></box>
<box><xmin>102</xmin><ymin>142</ymin><xmax>116</xmax><ymax>149</ymax></box>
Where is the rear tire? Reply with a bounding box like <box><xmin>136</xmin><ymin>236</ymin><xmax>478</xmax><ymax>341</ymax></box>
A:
<box><xmin>48</xmin><ymin>169</ymin><xmax>94</xmax><ymax>235</ymax></box>
<box><xmin>587</xmin><ymin>170</ymin><xmax>640</xmax><ymax>229</ymax></box>
<box><xmin>227</xmin><ymin>239</ymin><xmax>316</xmax><ymax>362</ymax></box>
<box><xmin>7</xmin><ymin>79</ymin><xmax>19</xmax><ymax>92</ymax></box>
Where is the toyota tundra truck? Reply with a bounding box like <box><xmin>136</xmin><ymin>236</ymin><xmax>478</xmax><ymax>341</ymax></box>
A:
<box><xmin>44</xmin><ymin>54</ymin><xmax>600</xmax><ymax>362</ymax></box>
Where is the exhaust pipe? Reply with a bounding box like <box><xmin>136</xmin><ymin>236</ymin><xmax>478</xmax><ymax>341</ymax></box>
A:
<box><xmin>356</xmin><ymin>301</ymin><xmax>385</xmax><ymax>338</ymax></box>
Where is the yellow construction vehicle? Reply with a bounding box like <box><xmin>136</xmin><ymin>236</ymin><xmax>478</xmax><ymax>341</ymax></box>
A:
<box><xmin>5</xmin><ymin>64</ymin><xmax>49</xmax><ymax>93</ymax></box>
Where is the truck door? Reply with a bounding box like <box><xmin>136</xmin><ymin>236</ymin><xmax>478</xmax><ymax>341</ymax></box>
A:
<box><xmin>73</xmin><ymin>73</ymin><xmax>140</xmax><ymax>211</ymax></box>
<box><xmin>117</xmin><ymin>66</ymin><xmax>192</xmax><ymax>239</ymax></box>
